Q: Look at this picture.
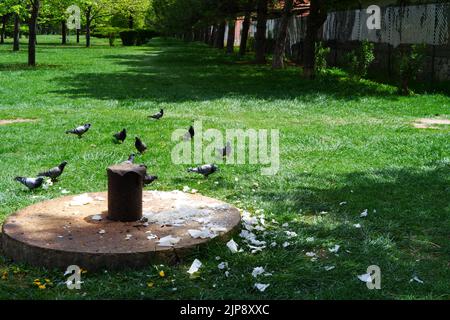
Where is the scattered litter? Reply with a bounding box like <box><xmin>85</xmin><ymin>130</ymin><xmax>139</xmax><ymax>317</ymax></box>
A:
<box><xmin>329</xmin><ymin>245</ymin><xmax>340</xmax><ymax>253</ymax></box>
<box><xmin>224</xmin><ymin>271</ymin><xmax>230</xmax><ymax>277</ymax></box>
<box><xmin>182</xmin><ymin>186</ymin><xmax>190</xmax><ymax>193</ymax></box>
<box><xmin>42</xmin><ymin>178</ymin><xmax>53</xmax><ymax>190</ymax></box>
<box><xmin>410</xmin><ymin>276</ymin><xmax>424</xmax><ymax>284</ymax></box>
<box><xmin>357</xmin><ymin>273</ymin><xmax>372</xmax><ymax>283</ymax></box>
<box><xmin>188</xmin><ymin>229</ymin><xmax>216</xmax><ymax>239</ymax></box>
<box><xmin>360</xmin><ymin>209</ymin><xmax>368</xmax><ymax>218</ymax></box>
<box><xmin>353</xmin><ymin>223</ymin><xmax>362</xmax><ymax>228</ymax></box>
<box><xmin>215</xmin><ymin>256</ymin><xmax>221</xmax><ymax>260</ymax></box>
<box><xmin>158</xmin><ymin>235</ymin><xmax>181</xmax><ymax>247</ymax></box>
<box><xmin>339</xmin><ymin>202</ymin><xmax>347</xmax><ymax>206</ymax></box>
<box><xmin>282</xmin><ymin>223</ymin><xmax>289</xmax><ymax>228</ymax></box>
<box><xmin>319</xmin><ymin>211</ymin><xmax>328</xmax><ymax>215</ymax></box>
<box><xmin>98</xmin><ymin>229</ymin><xmax>106</xmax><ymax>235</ymax></box>
<box><xmin>70</xmin><ymin>194</ymin><xmax>93</xmax><ymax>206</ymax></box>
<box><xmin>324</xmin><ymin>265</ymin><xmax>335</xmax><ymax>271</ymax></box>
<box><xmin>125</xmin><ymin>234</ymin><xmax>132</xmax><ymax>240</ymax></box>
<box><xmin>248</xmin><ymin>245</ymin><xmax>266</xmax><ymax>254</ymax></box>
<box><xmin>282</xmin><ymin>242</ymin><xmax>290</xmax><ymax>248</ymax></box>
<box><xmin>226</xmin><ymin>239</ymin><xmax>239</xmax><ymax>253</ymax></box>
<box><xmin>252</xmin><ymin>267</ymin><xmax>265</xmax><ymax>278</ymax></box>
<box><xmin>61</xmin><ymin>189</ymin><xmax>71</xmax><ymax>194</ymax></box>
<box><xmin>187</xmin><ymin>259</ymin><xmax>202</xmax><ymax>276</ymax></box>
<box><xmin>146</xmin><ymin>232</ymin><xmax>157</xmax><ymax>240</ymax></box>
<box><xmin>218</xmin><ymin>262</ymin><xmax>228</xmax><ymax>270</ymax></box>
<box><xmin>91</xmin><ymin>214</ymin><xmax>102</xmax><ymax>221</ymax></box>
<box><xmin>285</xmin><ymin>231</ymin><xmax>297</xmax><ymax>238</ymax></box>
<box><xmin>190</xmin><ymin>189</ymin><xmax>198</xmax><ymax>194</ymax></box>
<box><xmin>270</xmin><ymin>242</ymin><xmax>277</xmax><ymax>247</ymax></box>
<box><xmin>306</xmin><ymin>237</ymin><xmax>315</xmax><ymax>242</ymax></box>
<box><xmin>95</xmin><ymin>196</ymin><xmax>105</xmax><ymax>201</ymax></box>
<box><xmin>305</xmin><ymin>252</ymin><xmax>316</xmax><ymax>257</ymax></box>
<box><xmin>254</xmin><ymin>283</ymin><xmax>270</xmax><ymax>292</ymax></box>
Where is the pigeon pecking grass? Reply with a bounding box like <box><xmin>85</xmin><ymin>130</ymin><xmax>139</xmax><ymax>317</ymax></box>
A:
<box><xmin>38</xmin><ymin>161</ymin><xmax>68</xmax><ymax>181</ymax></box>
<box><xmin>113</xmin><ymin>128</ymin><xmax>127</xmax><ymax>143</ymax></box>
<box><xmin>149</xmin><ymin>109</ymin><xmax>164</xmax><ymax>120</ymax></box>
<box><xmin>65</xmin><ymin>124</ymin><xmax>91</xmax><ymax>138</ymax></box>
<box><xmin>188</xmin><ymin>164</ymin><xmax>218</xmax><ymax>178</ymax></box>
<box><xmin>14</xmin><ymin>177</ymin><xmax>44</xmax><ymax>190</ymax></box>
<box><xmin>135</xmin><ymin>137</ymin><xmax>148</xmax><ymax>154</ymax></box>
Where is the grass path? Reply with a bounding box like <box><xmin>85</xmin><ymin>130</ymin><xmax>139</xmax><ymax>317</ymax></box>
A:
<box><xmin>0</xmin><ymin>36</ymin><xmax>449</xmax><ymax>299</ymax></box>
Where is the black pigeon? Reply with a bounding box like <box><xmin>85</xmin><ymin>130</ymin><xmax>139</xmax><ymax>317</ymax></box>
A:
<box><xmin>113</xmin><ymin>128</ymin><xmax>127</xmax><ymax>143</ymax></box>
<box><xmin>143</xmin><ymin>175</ymin><xmax>158</xmax><ymax>185</ymax></box>
<box><xmin>135</xmin><ymin>137</ymin><xmax>147</xmax><ymax>154</ymax></box>
<box><xmin>38</xmin><ymin>161</ymin><xmax>68</xmax><ymax>181</ymax></box>
<box><xmin>122</xmin><ymin>153</ymin><xmax>135</xmax><ymax>165</ymax></box>
<box><xmin>183</xmin><ymin>125</ymin><xmax>195</xmax><ymax>141</ymax></box>
<box><xmin>66</xmin><ymin>124</ymin><xmax>91</xmax><ymax>138</ymax></box>
<box><xmin>149</xmin><ymin>109</ymin><xmax>164</xmax><ymax>120</ymax></box>
<box><xmin>15</xmin><ymin>176</ymin><xmax>44</xmax><ymax>190</ymax></box>
<box><xmin>188</xmin><ymin>164</ymin><xmax>218</xmax><ymax>178</ymax></box>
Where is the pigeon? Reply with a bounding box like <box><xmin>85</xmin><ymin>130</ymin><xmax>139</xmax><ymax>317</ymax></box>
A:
<box><xmin>143</xmin><ymin>175</ymin><xmax>158</xmax><ymax>185</ymax></box>
<box><xmin>14</xmin><ymin>176</ymin><xmax>44</xmax><ymax>190</ymax></box>
<box><xmin>122</xmin><ymin>154</ymin><xmax>135</xmax><ymax>165</ymax></box>
<box><xmin>135</xmin><ymin>137</ymin><xmax>147</xmax><ymax>154</ymax></box>
<box><xmin>113</xmin><ymin>128</ymin><xmax>127</xmax><ymax>143</ymax></box>
<box><xmin>218</xmin><ymin>141</ymin><xmax>232</xmax><ymax>158</ymax></box>
<box><xmin>38</xmin><ymin>161</ymin><xmax>68</xmax><ymax>181</ymax></box>
<box><xmin>188</xmin><ymin>164</ymin><xmax>218</xmax><ymax>177</ymax></box>
<box><xmin>183</xmin><ymin>125</ymin><xmax>195</xmax><ymax>141</ymax></box>
<box><xmin>65</xmin><ymin>124</ymin><xmax>91</xmax><ymax>138</ymax></box>
<box><xmin>149</xmin><ymin>109</ymin><xmax>164</xmax><ymax>120</ymax></box>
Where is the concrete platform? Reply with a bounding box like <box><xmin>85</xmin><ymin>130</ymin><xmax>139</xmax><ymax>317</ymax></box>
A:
<box><xmin>1</xmin><ymin>191</ymin><xmax>241</xmax><ymax>270</ymax></box>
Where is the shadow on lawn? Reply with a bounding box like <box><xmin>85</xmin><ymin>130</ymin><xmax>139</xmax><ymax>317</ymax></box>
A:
<box><xmin>52</xmin><ymin>39</ymin><xmax>403</xmax><ymax>103</ymax></box>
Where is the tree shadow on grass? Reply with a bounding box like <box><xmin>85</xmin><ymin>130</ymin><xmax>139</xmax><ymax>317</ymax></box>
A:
<box><xmin>51</xmin><ymin>39</ymin><xmax>402</xmax><ymax>104</ymax></box>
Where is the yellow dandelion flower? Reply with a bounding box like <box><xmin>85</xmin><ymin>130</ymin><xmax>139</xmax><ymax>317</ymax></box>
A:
<box><xmin>147</xmin><ymin>282</ymin><xmax>154</xmax><ymax>288</ymax></box>
<box><xmin>159</xmin><ymin>270</ymin><xmax>165</xmax><ymax>277</ymax></box>
<box><xmin>34</xmin><ymin>279</ymin><xmax>40</xmax><ymax>282</ymax></box>
<box><xmin>81</xmin><ymin>269</ymin><xmax>87</xmax><ymax>274</ymax></box>
<box><xmin>45</xmin><ymin>279</ymin><xmax>51</xmax><ymax>283</ymax></box>
<box><xmin>38</xmin><ymin>284</ymin><xmax>46</xmax><ymax>289</ymax></box>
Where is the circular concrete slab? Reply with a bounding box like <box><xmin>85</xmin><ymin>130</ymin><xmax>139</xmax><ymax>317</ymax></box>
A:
<box><xmin>1</xmin><ymin>191</ymin><xmax>241</xmax><ymax>270</ymax></box>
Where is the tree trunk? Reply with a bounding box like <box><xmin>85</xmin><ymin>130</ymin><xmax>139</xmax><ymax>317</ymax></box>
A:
<box><xmin>76</xmin><ymin>29</ymin><xmax>80</xmax><ymax>43</ymax></box>
<box><xmin>1</xmin><ymin>15</ymin><xmax>7</xmax><ymax>44</ymax></box>
<box><xmin>303</xmin><ymin>0</ymin><xmax>327</xmax><ymax>79</ymax></box>
<box><xmin>86</xmin><ymin>7</ymin><xmax>91</xmax><ymax>48</ymax></box>
<box><xmin>204</xmin><ymin>27</ymin><xmax>210</xmax><ymax>44</ymax></box>
<box><xmin>13</xmin><ymin>14</ymin><xmax>20</xmax><ymax>51</ymax></box>
<box><xmin>129</xmin><ymin>15</ymin><xmax>134</xmax><ymax>29</ymax></box>
<box><xmin>215</xmin><ymin>21</ymin><xmax>226</xmax><ymax>49</ymax></box>
<box><xmin>255</xmin><ymin>0</ymin><xmax>268</xmax><ymax>64</ymax></box>
<box><xmin>272</xmin><ymin>0</ymin><xmax>293</xmax><ymax>69</ymax></box>
<box><xmin>226</xmin><ymin>19</ymin><xmax>236</xmax><ymax>54</ymax></box>
<box><xmin>61</xmin><ymin>20</ymin><xmax>67</xmax><ymax>44</ymax></box>
<box><xmin>209</xmin><ymin>24</ymin><xmax>217</xmax><ymax>46</ymax></box>
<box><xmin>28</xmin><ymin>0</ymin><xmax>40</xmax><ymax>66</ymax></box>
<box><xmin>239</xmin><ymin>6</ymin><xmax>252</xmax><ymax>56</ymax></box>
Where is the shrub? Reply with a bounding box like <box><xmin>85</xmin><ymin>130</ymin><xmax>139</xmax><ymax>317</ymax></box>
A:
<box><xmin>345</xmin><ymin>40</ymin><xmax>375</xmax><ymax>80</ymax></box>
<box><xmin>119</xmin><ymin>30</ymin><xmax>138</xmax><ymax>46</ymax></box>
<box><xmin>315</xmin><ymin>41</ymin><xmax>330</xmax><ymax>74</ymax></box>
<box><xmin>397</xmin><ymin>44</ymin><xmax>427</xmax><ymax>95</ymax></box>
<box><xmin>119</xmin><ymin>29</ymin><xmax>157</xmax><ymax>46</ymax></box>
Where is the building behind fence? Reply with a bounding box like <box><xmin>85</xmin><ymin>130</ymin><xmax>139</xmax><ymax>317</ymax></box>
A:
<box><xmin>226</xmin><ymin>2</ymin><xmax>450</xmax><ymax>81</ymax></box>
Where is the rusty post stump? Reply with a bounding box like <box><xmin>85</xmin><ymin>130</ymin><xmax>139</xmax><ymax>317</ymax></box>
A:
<box><xmin>107</xmin><ymin>163</ymin><xmax>147</xmax><ymax>222</ymax></box>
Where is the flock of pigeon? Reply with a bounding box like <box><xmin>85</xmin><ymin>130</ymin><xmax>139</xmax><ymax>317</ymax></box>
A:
<box><xmin>14</xmin><ymin>109</ymin><xmax>226</xmax><ymax>191</ymax></box>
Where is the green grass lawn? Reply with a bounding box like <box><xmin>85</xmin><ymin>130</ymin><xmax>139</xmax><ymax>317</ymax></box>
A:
<box><xmin>0</xmin><ymin>35</ymin><xmax>449</xmax><ymax>299</ymax></box>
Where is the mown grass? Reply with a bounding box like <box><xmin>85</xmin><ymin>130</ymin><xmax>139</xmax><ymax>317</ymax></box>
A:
<box><xmin>0</xmin><ymin>36</ymin><xmax>449</xmax><ymax>300</ymax></box>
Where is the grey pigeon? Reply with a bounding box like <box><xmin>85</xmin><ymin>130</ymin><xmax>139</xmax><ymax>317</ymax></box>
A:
<box><xmin>38</xmin><ymin>161</ymin><xmax>68</xmax><ymax>181</ymax></box>
<box><xmin>143</xmin><ymin>175</ymin><xmax>158</xmax><ymax>185</ymax></box>
<box><xmin>149</xmin><ymin>109</ymin><xmax>164</xmax><ymax>120</ymax></box>
<box><xmin>135</xmin><ymin>137</ymin><xmax>147</xmax><ymax>154</ymax></box>
<box><xmin>113</xmin><ymin>128</ymin><xmax>127</xmax><ymax>143</ymax></box>
<box><xmin>15</xmin><ymin>176</ymin><xmax>44</xmax><ymax>190</ymax></box>
<box><xmin>122</xmin><ymin>153</ymin><xmax>135</xmax><ymax>165</ymax></box>
<box><xmin>188</xmin><ymin>164</ymin><xmax>218</xmax><ymax>177</ymax></box>
<box><xmin>66</xmin><ymin>124</ymin><xmax>91</xmax><ymax>138</ymax></box>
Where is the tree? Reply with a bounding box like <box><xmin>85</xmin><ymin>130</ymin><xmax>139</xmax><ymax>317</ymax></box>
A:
<box><xmin>113</xmin><ymin>0</ymin><xmax>150</xmax><ymax>29</ymax></box>
<box><xmin>42</xmin><ymin>0</ymin><xmax>73</xmax><ymax>45</ymax></box>
<box><xmin>254</xmin><ymin>0</ymin><xmax>268</xmax><ymax>64</ymax></box>
<box><xmin>226</xmin><ymin>18</ymin><xmax>235</xmax><ymax>54</ymax></box>
<box><xmin>76</xmin><ymin>0</ymin><xmax>114</xmax><ymax>47</ymax></box>
<box><xmin>28</xmin><ymin>0</ymin><xmax>40</xmax><ymax>66</ymax></box>
<box><xmin>238</xmin><ymin>0</ymin><xmax>253</xmax><ymax>56</ymax></box>
<box><xmin>272</xmin><ymin>0</ymin><xmax>294</xmax><ymax>69</ymax></box>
